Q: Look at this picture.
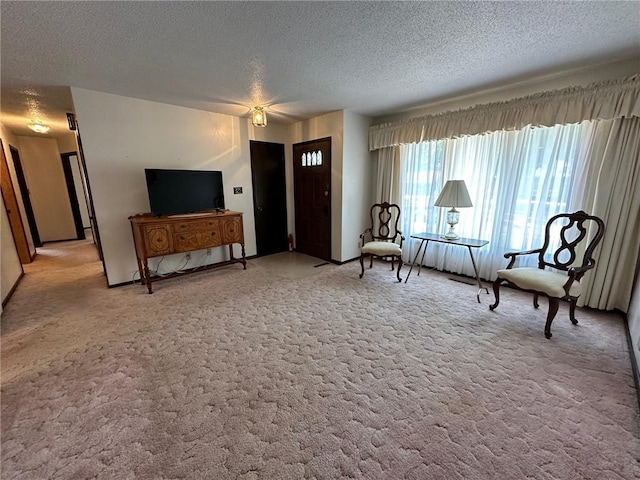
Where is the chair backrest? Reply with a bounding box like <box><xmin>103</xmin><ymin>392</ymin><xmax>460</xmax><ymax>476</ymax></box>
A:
<box><xmin>369</xmin><ymin>202</ymin><xmax>402</xmax><ymax>242</ymax></box>
<box><xmin>537</xmin><ymin>211</ymin><xmax>605</xmax><ymax>278</ymax></box>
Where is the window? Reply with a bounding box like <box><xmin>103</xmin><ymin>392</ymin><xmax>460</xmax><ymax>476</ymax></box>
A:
<box><xmin>399</xmin><ymin>121</ymin><xmax>595</xmax><ymax>279</ymax></box>
<box><xmin>301</xmin><ymin>150</ymin><xmax>322</xmax><ymax>167</ymax></box>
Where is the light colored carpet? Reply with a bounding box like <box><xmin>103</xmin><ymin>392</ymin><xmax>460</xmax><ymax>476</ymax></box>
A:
<box><xmin>1</xmin><ymin>238</ymin><xmax>639</xmax><ymax>479</ymax></box>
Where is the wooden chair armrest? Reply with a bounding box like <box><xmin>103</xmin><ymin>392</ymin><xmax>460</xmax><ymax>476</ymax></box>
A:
<box><xmin>565</xmin><ymin>260</ymin><xmax>596</xmax><ymax>286</ymax></box>
<box><xmin>503</xmin><ymin>248</ymin><xmax>542</xmax><ymax>269</ymax></box>
<box><xmin>360</xmin><ymin>228</ymin><xmax>373</xmax><ymax>245</ymax></box>
<box><xmin>561</xmin><ymin>268</ymin><xmax>580</xmax><ymax>297</ymax></box>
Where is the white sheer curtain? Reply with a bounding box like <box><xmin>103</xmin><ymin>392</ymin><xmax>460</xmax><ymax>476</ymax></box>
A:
<box><xmin>399</xmin><ymin>140</ymin><xmax>444</xmax><ymax>259</ymax></box>
<box><xmin>374</xmin><ymin>146</ymin><xmax>400</xmax><ymax>205</ymax></box>
<box><xmin>399</xmin><ymin>121</ymin><xmax>595</xmax><ymax>281</ymax></box>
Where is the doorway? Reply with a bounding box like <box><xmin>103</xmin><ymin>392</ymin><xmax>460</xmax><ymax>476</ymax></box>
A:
<box><xmin>9</xmin><ymin>145</ymin><xmax>41</xmax><ymax>247</ymax></box>
<box><xmin>61</xmin><ymin>152</ymin><xmax>86</xmax><ymax>240</ymax></box>
<box><xmin>292</xmin><ymin>137</ymin><xmax>331</xmax><ymax>261</ymax></box>
<box><xmin>250</xmin><ymin>141</ymin><xmax>288</xmax><ymax>256</ymax></box>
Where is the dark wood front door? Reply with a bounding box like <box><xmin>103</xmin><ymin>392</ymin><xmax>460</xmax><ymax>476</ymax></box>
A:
<box><xmin>293</xmin><ymin>137</ymin><xmax>331</xmax><ymax>261</ymax></box>
<box><xmin>250</xmin><ymin>141</ymin><xmax>288</xmax><ymax>256</ymax></box>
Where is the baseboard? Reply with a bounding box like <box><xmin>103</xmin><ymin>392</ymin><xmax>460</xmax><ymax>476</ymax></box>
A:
<box><xmin>41</xmin><ymin>237</ymin><xmax>84</xmax><ymax>244</ymax></box>
<box><xmin>2</xmin><ymin>271</ymin><xmax>24</xmax><ymax>308</ymax></box>
<box><xmin>336</xmin><ymin>256</ymin><xmax>360</xmax><ymax>265</ymax></box>
<box><xmin>619</xmin><ymin>310</ymin><xmax>640</xmax><ymax>411</ymax></box>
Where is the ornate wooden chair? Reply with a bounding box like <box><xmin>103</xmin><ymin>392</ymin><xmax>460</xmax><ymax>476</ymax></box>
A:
<box><xmin>489</xmin><ymin>211</ymin><xmax>605</xmax><ymax>339</ymax></box>
<box><xmin>359</xmin><ymin>202</ymin><xmax>405</xmax><ymax>282</ymax></box>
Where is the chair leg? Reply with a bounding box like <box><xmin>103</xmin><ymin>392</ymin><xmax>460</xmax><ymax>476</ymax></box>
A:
<box><xmin>569</xmin><ymin>298</ymin><xmax>579</xmax><ymax>325</ymax></box>
<box><xmin>396</xmin><ymin>256</ymin><xmax>403</xmax><ymax>282</ymax></box>
<box><xmin>391</xmin><ymin>257</ymin><xmax>395</xmax><ymax>271</ymax></box>
<box><xmin>369</xmin><ymin>256</ymin><xmax>373</xmax><ymax>269</ymax></box>
<box><xmin>533</xmin><ymin>294</ymin><xmax>539</xmax><ymax>309</ymax></box>
<box><xmin>544</xmin><ymin>297</ymin><xmax>560</xmax><ymax>339</ymax></box>
<box><xmin>359</xmin><ymin>255</ymin><xmax>366</xmax><ymax>278</ymax></box>
<box><xmin>489</xmin><ymin>278</ymin><xmax>502</xmax><ymax>311</ymax></box>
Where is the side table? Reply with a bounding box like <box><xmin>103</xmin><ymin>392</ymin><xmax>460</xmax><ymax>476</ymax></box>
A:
<box><xmin>405</xmin><ymin>232</ymin><xmax>489</xmax><ymax>303</ymax></box>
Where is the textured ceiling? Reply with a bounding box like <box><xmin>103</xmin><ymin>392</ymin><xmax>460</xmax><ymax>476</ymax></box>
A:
<box><xmin>2</xmin><ymin>1</ymin><xmax>639</xmax><ymax>137</ymax></box>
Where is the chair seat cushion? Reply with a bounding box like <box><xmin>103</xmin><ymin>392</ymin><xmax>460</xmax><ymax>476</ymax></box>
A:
<box><xmin>361</xmin><ymin>241</ymin><xmax>402</xmax><ymax>256</ymax></box>
<box><xmin>496</xmin><ymin>267</ymin><xmax>581</xmax><ymax>298</ymax></box>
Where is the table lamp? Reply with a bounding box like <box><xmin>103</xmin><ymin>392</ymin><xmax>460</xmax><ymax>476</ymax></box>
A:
<box><xmin>434</xmin><ymin>180</ymin><xmax>473</xmax><ymax>240</ymax></box>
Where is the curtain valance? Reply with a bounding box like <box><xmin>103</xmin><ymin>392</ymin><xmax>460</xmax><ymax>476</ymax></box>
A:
<box><xmin>369</xmin><ymin>74</ymin><xmax>640</xmax><ymax>151</ymax></box>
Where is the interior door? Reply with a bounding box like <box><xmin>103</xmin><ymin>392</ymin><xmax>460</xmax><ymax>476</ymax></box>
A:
<box><xmin>9</xmin><ymin>145</ymin><xmax>41</xmax><ymax>247</ymax></box>
<box><xmin>250</xmin><ymin>141</ymin><xmax>288</xmax><ymax>256</ymax></box>
<box><xmin>293</xmin><ymin>137</ymin><xmax>331</xmax><ymax>261</ymax></box>
<box><xmin>0</xmin><ymin>140</ymin><xmax>31</xmax><ymax>263</ymax></box>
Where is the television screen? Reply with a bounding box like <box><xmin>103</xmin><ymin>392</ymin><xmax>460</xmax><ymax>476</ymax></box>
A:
<box><xmin>145</xmin><ymin>169</ymin><xmax>225</xmax><ymax>216</ymax></box>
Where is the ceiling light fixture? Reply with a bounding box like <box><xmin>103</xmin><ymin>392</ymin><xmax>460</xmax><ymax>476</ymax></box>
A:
<box><xmin>28</xmin><ymin>121</ymin><xmax>50</xmax><ymax>134</ymax></box>
<box><xmin>251</xmin><ymin>107</ymin><xmax>267</xmax><ymax>127</ymax></box>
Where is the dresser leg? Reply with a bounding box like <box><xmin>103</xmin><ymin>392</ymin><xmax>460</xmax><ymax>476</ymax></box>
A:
<box><xmin>241</xmin><ymin>243</ymin><xmax>246</xmax><ymax>269</ymax></box>
<box><xmin>135</xmin><ymin>257</ymin><xmax>144</xmax><ymax>284</ymax></box>
<box><xmin>143</xmin><ymin>261</ymin><xmax>153</xmax><ymax>294</ymax></box>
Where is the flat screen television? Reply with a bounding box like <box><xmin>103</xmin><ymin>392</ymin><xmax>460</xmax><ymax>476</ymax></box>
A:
<box><xmin>145</xmin><ymin>169</ymin><xmax>225</xmax><ymax>216</ymax></box>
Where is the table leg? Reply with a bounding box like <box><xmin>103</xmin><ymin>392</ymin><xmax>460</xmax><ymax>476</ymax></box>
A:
<box><xmin>467</xmin><ymin>246</ymin><xmax>488</xmax><ymax>303</ymax></box>
<box><xmin>417</xmin><ymin>240</ymin><xmax>430</xmax><ymax>277</ymax></box>
<box><xmin>405</xmin><ymin>239</ymin><xmax>426</xmax><ymax>283</ymax></box>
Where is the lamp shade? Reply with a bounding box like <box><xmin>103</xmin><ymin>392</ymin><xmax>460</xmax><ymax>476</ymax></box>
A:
<box><xmin>434</xmin><ymin>180</ymin><xmax>473</xmax><ymax>208</ymax></box>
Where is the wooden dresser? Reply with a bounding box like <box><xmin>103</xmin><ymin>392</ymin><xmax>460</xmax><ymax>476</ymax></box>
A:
<box><xmin>129</xmin><ymin>210</ymin><xmax>246</xmax><ymax>293</ymax></box>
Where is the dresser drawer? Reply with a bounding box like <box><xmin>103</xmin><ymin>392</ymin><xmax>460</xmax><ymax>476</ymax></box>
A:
<box><xmin>174</xmin><ymin>228</ymin><xmax>221</xmax><ymax>252</ymax></box>
<box><xmin>174</xmin><ymin>218</ymin><xmax>219</xmax><ymax>232</ymax></box>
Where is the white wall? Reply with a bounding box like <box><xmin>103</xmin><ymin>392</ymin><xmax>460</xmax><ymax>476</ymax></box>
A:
<box><xmin>342</xmin><ymin>110</ymin><xmax>373</xmax><ymax>262</ymax></box>
<box><xmin>1</xmin><ymin>124</ymin><xmax>35</xmax><ymax>256</ymax></box>
<box><xmin>71</xmin><ymin>87</ymin><xmax>263</xmax><ymax>286</ymax></box>
<box><xmin>17</xmin><ymin>136</ymin><xmax>77</xmax><ymax>242</ymax></box>
<box><xmin>1</xmin><ymin>195</ymin><xmax>23</xmax><ymax>308</ymax></box>
<box><xmin>57</xmin><ymin>133</ymin><xmax>78</xmax><ymax>154</ymax></box>
<box><xmin>290</xmin><ymin>111</ymin><xmax>344</xmax><ymax>261</ymax></box>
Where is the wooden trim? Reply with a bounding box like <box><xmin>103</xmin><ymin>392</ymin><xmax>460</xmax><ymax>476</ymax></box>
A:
<box><xmin>0</xmin><ymin>139</ymin><xmax>31</xmax><ymax>264</ymax></box>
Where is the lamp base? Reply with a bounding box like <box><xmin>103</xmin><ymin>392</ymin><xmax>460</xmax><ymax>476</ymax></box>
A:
<box><xmin>442</xmin><ymin>209</ymin><xmax>460</xmax><ymax>240</ymax></box>
<box><xmin>442</xmin><ymin>215</ymin><xmax>460</xmax><ymax>240</ymax></box>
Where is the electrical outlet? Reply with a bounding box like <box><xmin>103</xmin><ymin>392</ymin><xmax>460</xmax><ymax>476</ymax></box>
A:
<box><xmin>233</xmin><ymin>187</ymin><xmax>243</xmax><ymax>194</ymax></box>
